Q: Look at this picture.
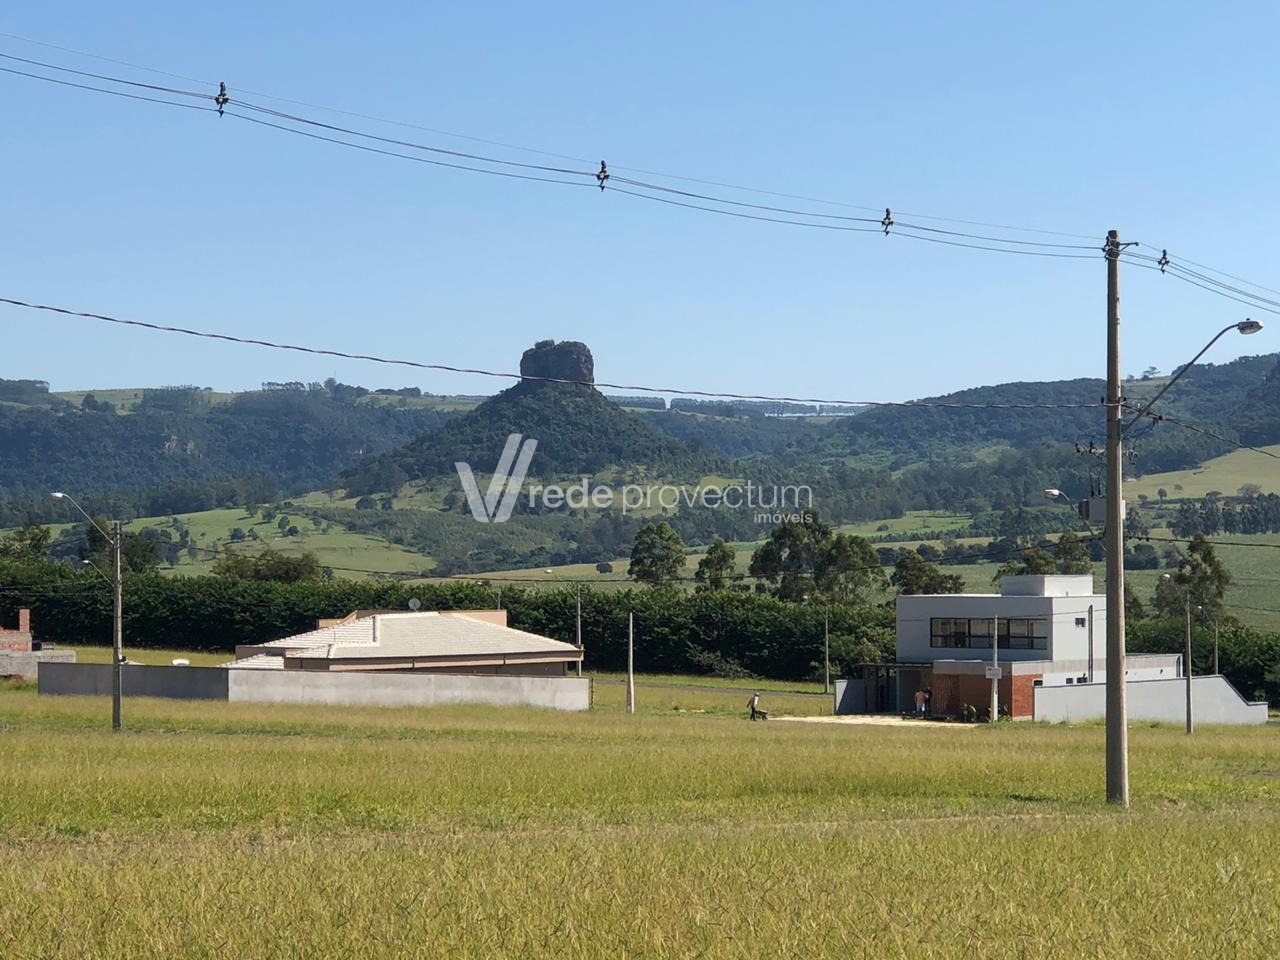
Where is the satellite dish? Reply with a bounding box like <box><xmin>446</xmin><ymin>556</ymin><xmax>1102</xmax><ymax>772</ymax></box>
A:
<box><xmin>408</xmin><ymin>597</ymin><xmax>422</xmax><ymax>611</ymax></box>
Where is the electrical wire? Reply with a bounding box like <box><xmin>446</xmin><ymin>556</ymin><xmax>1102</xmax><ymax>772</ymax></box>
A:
<box><xmin>0</xmin><ymin>65</ymin><xmax>212</xmax><ymax>113</ymax></box>
<box><xmin>891</xmin><ymin>230</ymin><xmax>1101</xmax><ymax>260</ymax></box>
<box><xmin>0</xmin><ymin>50</ymin><xmax>211</xmax><ymax>100</ymax></box>
<box><xmin>23</xmin><ymin>42</ymin><xmax>1280</xmax><ymax>289</ymax></box>
<box><xmin>608</xmin><ymin>175</ymin><xmax>885</xmax><ymax>224</ymax></box>
<box><xmin>233</xmin><ymin>99</ymin><xmax>596</xmax><ymax>177</ymax></box>
<box><xmin>227</xmin><ymin>111</ymin><xmax>597</xmax><ymax>188</ymax></box>
<box><xmin>1122</xmin><ymin>253</ymin><xmax>1280</xmax><ymax>317</ymax></box>
<box><xmin>604</xmin><ymin>185</ymin><xmax>886</xmax><ymax>234</ymax></box>
<box><xmin>0</xmin><ymin>296</ymin><xmax>1111</xmax><ymax>410</ymax></box>
<box><xmin>1165</xmin><ymin>263</ymin><xmax>1280</xmax><ymax>312</ymax></box>
<box><xmin>888</xmin><ymin>219</ymin><xmax>1101</xmax><ymax>251</ymax></box>
<box><xmin>1124</xmin><ymin>411</ymin><xmax>1280</xmax><ymax>461</ymax></box>
<box><xmin>1138</xmin><ymin>534</ymin><xmax>1280</xmax><ymax>551</ymax></box>
<box><xmin>1138</xmin><ymin>243</ymin><xmax>1280</xmax><ymax>298</ymax></box>
<box><xmin>0</xmin><ymin>32</ymin><xmax>1103</xmax><ymax>240</ymax></box>
<box><xmin>5</xmin><ymin>57</ymin><xmax>1105</xmax><ymax>259</ymax></box>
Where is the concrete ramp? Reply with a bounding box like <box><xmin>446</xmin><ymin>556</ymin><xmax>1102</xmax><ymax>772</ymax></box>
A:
<box><xmin>1034</xmin><ymin>675</ymin><xmax>1268</xmax><ymax>725</ymax></box>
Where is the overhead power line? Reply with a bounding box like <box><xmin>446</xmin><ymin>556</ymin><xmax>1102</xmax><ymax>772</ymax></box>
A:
<box><xmin>6</xmin><ymin>41</ymin><xmax>1280</xmax><ymax>313</ymax></box>
<box><xmin>1122</xmin><ymin>251</ymin><xmax>1280</xmax><ymax>317</ymax></box>
<box><xmin>3</xmin><ymin>57</ymin><xmax>1104</xmax><ymax>257</ymax></box>
<box><xmin>0</xmin><ymin>295</ymin><xmax>1109</xmax><ymax>410</ymax></box>
<box><xmin>0</xmin><ymin>64</ymin><xmax>210</xmax><ymax>112</ymax></box>
<box><xmin>0</xmin><ymin>32</ymin><xmax>1105</xmax><ymax>240</ymax></box>
<box><xmin>229</xmin><ymin>112</ymin><xmax>597</xmax><ymax>188</ymax></box>
<box><xmin>1139</xmin><ymin>534</ymin><xmax>1280</xmax><ymax>552</ymax></box>
<box><xmin>1123</xmin><ymin>407</ymin><xmax>1280</xmax><ymax>461</ymax></box>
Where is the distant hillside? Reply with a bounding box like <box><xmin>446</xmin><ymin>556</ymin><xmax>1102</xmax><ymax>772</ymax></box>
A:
<box><xmin>345</xmin><ymin>341</ymin><xmax>723</xmax><ymax>491</ymax></box>
<box><xmin>1230</xmin><ymin>356</ymin><xmax>1280</xmax><ymax>446</ymax></box>
<box><xmin>0</xmin><ymin>381</ymin><xmax>457</xmax><ymax>502</ymax></box>
<box><xmin>4</xmin><ymin>348</ymin><xmax>1273</xmax><ymax>531</ymax></box>
<box><xmin>802</xmin><ymin>352</ymin><xmax>1279</xmax><ymax>466</ymax></box>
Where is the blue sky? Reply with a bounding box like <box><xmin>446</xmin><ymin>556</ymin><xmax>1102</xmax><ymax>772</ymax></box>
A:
<box><xmin>2</xmin><ymin>2</ymin><xmax>1277</xmax><ymax>401</ymax></box>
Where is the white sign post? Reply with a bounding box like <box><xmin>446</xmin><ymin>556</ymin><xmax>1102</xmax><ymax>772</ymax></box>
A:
<box><xmin>989</xmin><ymin>616</ymin><xmax>1000</xmax><ymax>722</ymax></box>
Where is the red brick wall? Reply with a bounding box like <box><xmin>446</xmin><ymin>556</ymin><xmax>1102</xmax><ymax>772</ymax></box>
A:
<box><xmin>930</xmin><ymin>671</ymin><xmax>1042</xmax><ymax>718</ymax></box>
<box><xmin>0</xmin><ymin>608</ymin><xmax>33</xmax><ymax>652</ymax></box>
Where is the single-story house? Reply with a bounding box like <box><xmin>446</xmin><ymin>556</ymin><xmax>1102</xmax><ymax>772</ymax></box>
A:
<box><xmin>225</xmin><ymin>609</ymin><xmax>583</xmax><ymax>676</ymax></box>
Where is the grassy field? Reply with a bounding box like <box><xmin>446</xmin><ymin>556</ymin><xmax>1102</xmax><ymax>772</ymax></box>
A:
<box><xmin>50</xmin><ymin>388</ymin><xmax>238</xmax><ymax>414</ymax></box>
<box><xmin>119</xmin><ymin>507</ymin><xmax>433</xmax><ymax>577</ymax></box>
<box><xmin>1127</xmin><ymin>444</ymin><xmax>1280</xmax><ymax>501</ymax></box>
<box><xmin>0</xmin><ymin>690</ymin><xmax>1277</xmax><ymax>958</ymax></box>
<box><xmin>67</xmin><ymin>645</ymin><xmax>231</xmax><ymax>667</ymax></box>
<box><xmin>1126</xmin><ymin>530</ymin><xmax>1280</xmax><ymax>633</ymax></box>
<box><xmin>836</xmin><ymin>510</ymin><xmax>973</xmax><ymax>538</ymax></box>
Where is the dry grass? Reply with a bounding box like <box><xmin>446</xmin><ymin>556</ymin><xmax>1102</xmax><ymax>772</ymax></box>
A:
<box><xmin>0</xmin><ymin>690</ymin><xmax>1277</xmax><ymax>958</ymax></box>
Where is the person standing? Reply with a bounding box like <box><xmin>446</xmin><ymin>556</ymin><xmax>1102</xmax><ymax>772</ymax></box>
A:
<box><xmin>914</xmin><ymin>688</ymin><xmax>927</xmax><ymax>717</ymax></box>
<box><xmin>748</xmin><ymin>691</ymin><xmax>761</xmax><ymax>720</ymax></box>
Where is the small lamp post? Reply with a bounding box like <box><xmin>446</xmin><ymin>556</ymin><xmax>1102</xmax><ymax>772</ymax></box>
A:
<box><xmin>546</xmin><ymin>569</ymin><xmax>583</xmax><ymax>677</ymax></box>
<box><xmin>52</xmin><ymin>491</ymin><xmax>124</xmax><ymax>730</ymax></box>
<box><xmin>1162</xmin><ymin>573</ymin><xmax>1195</xmax><ymax>735</ymax></box>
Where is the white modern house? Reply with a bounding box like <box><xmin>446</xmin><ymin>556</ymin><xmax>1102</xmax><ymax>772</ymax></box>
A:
<box><xmin>836</xmin><ymin>574</ymin><xmax>1266</xmax><ymax>724</ymax></box>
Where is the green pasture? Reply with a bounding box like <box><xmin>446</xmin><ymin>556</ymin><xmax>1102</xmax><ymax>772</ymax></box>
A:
<box><xmin>836</xmin><ymin>510</ymin><xmax>973</xmax><ymax>538</ymax></box>
<box><xmin>50</xmin><ymin>388</ymin><xmax>238</xmax><ymax>414</ymax></box>
<box><xmin>0</xmin><ymin>690</ymin><xmax>1277</xmax><ymax>958</ymax></box>
<box><xmin>1128</xmin><ymin>444</ymin><xmax>1280</xmax><ymax>501</ymax></box>
<box><xmin>121</xmin><ymin>507</ymin><xmax>433</xmax><ymax>577</ymax></box>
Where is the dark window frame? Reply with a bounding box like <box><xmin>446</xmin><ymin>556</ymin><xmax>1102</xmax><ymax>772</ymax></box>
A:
<box><xmin>930</xmin><ymin>616</ymin><xmax>1048</xmax><ymax>651</ymax></box>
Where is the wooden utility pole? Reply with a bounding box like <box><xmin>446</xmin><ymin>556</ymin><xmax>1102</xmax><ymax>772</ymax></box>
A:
<box><xmin>1184</xmin><ymin>595</ymin><xmax>1194</xmax><ymax>735</ymax></box>
<box><xmin>1104</xmin><ymin>229</ymin><xmax>1130</xmax><ymax>806</ymax></box>
<box><xmin>823</xmin><ymin>611</ymin><xmax>830</xmax><ymax>695</ymax></box>
<box><xmin>575</xmin><ymin>584</ymin><xmax>583</xmax><ymax>678</ymax></box>
<box><xmin>626</xmin><ymin>611</ymin><xmax>635</xmax><ymax>714</ymax></box>
<box><xmin>111</xmin><ymin>520</ymin><xmax>123</xmax><ymax>732</ymax></box>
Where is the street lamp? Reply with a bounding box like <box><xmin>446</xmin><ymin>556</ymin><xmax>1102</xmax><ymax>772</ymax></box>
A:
<box><xmin>802</xmin><ymin>592</ymin><xmax>832</xmax><ymax>696</ymax></box>
<box><xmin>545</xmin><ymin>569</ymin><xmax>583</xmax><ymax>678</ymax></box>
<box><xmin>51</xmin><ymin>491</ymin><xmax>124</xmax><ymax>731</ymax></box>
<box><xmin>1124</xmin><ymin>320</ymin><xmax>1263</xmax><ymax>429</ymax></box>
<box><xmin>1162</xmin><ymin>574</ymin><xmax>1197</xmax><ymax>735</ymax></box>
<box><xmin>1103</xmin><ymin>289</ymin><xmax>1261</xmax><ymax>802</ymax></box>
<box><xmin>1044</xmin><ymin>488</ymin><xmax>1100</xmax><ymax>539</ymax></box>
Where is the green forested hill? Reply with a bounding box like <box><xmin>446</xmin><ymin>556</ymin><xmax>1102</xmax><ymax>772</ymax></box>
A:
<box><xmin>803</xmin><ymin>353</ymin><xmax>1280</xmax><ymax>469</ymax></box>
<box><xmin>346</xmin><ymin>379</ymin><xmax>725</xmax><ymax>493</ymax></box>
<box><xmin>4</xmin><ymin>349</ymin><xmax>1275</xmax><ymax>538</ymax></box>
<box><xmin>0</xmin><ymin>383</ymin><xmax>456</xmax><ymax>510</ymax></box>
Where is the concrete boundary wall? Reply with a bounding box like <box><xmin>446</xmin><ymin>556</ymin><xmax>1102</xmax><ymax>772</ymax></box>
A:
<box><xmin>39</xmin><ymin>663</ymin><xmax>229</xmax><ymax>700</ymax></box>
<box><xmin>38</xmin><ymin>662</ymin><xmax>591</xmax><ymax>712</ymax></box>
<box><xmin>1</xmin><ymin>649</ymin><xmax>75</xmax><ymax>682</ymax></box>
<box><xmin>1034</xmin><ymin>675</ymin><xmax>1268</xmax><ymax>725</ymax></box>
<box><xmin>228</xmin><ymin>669</ymin><xmax>590</xmax><ymax>711</ymax></box>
